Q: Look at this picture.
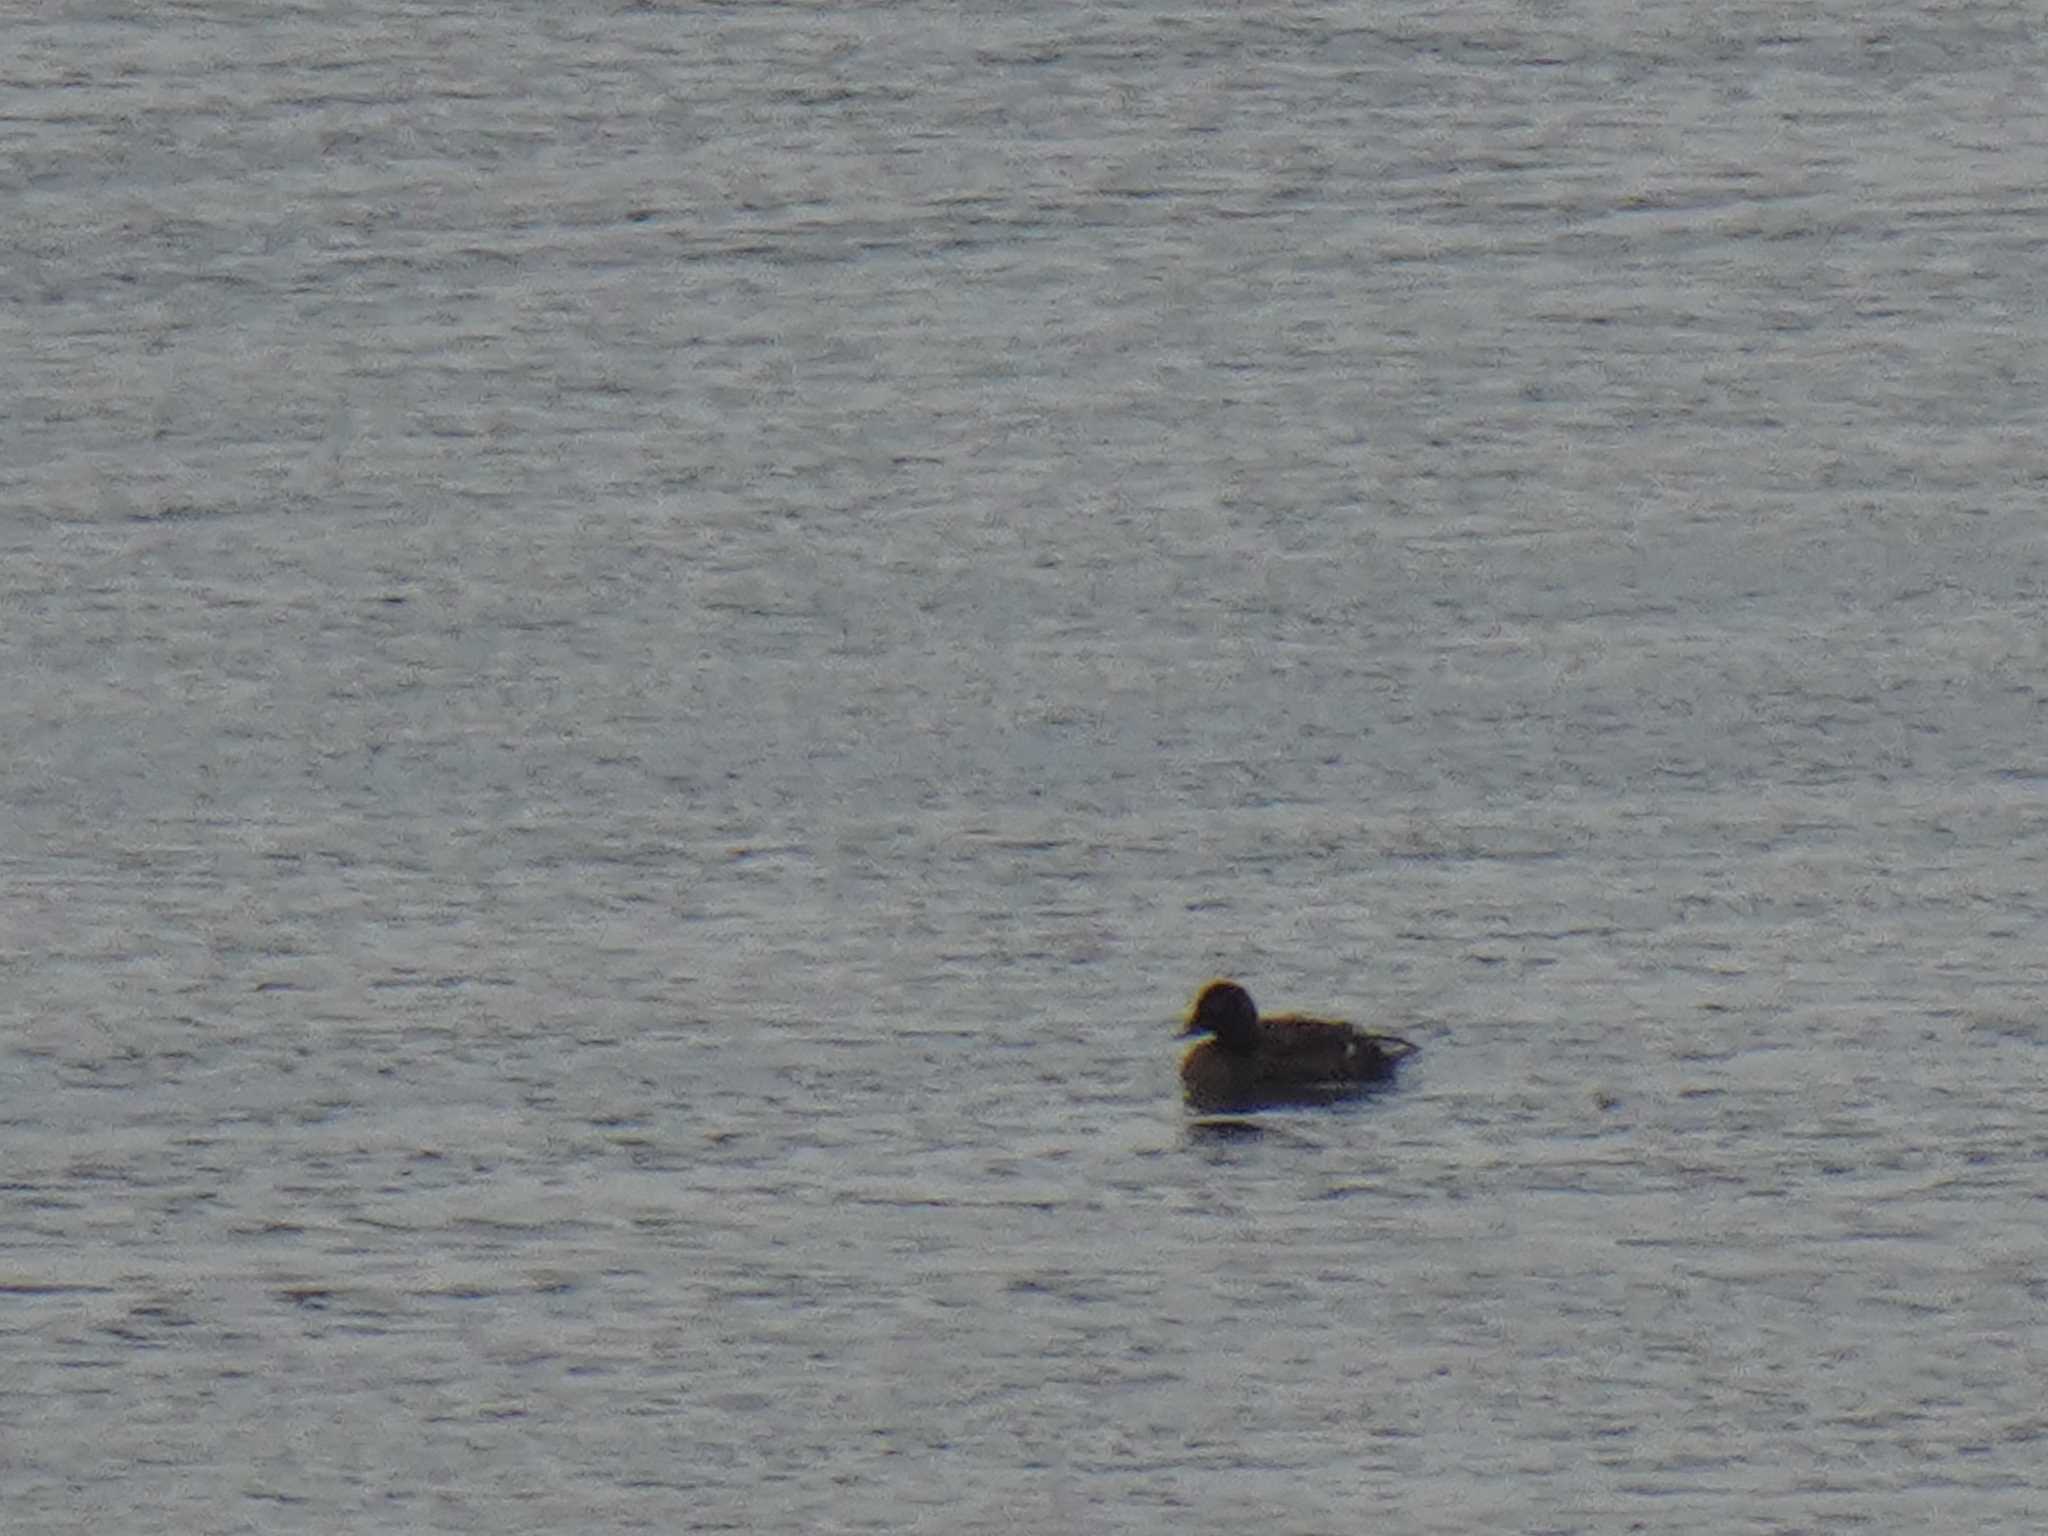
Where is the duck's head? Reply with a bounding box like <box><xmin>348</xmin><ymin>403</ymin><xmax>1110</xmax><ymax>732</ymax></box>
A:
<box><xmin>1182</xmin><ymin>979</ymin><xmax>1259</xmax><ymax>1049</ymax></box>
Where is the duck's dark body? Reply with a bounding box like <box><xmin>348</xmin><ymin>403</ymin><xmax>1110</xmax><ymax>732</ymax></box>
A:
<box><xmin>1179</xmin><ymin>980</ymin><xmax>1417</xmax><ymax>1112</ymax></box>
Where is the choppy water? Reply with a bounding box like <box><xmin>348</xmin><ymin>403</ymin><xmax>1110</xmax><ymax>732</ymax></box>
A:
<box><xmin>6</xmin><ymin>2</ymin><xmax>2048</xmax><ymax>1530</ymax></box>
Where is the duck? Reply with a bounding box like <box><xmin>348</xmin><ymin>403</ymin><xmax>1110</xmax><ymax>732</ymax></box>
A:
<box><xmin>1179</xmin><ymin>979</ymin><xmax>1418</xmax><ymax>1112</ymax></box>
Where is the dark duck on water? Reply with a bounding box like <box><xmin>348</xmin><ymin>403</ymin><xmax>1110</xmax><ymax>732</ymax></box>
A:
<box><xmin>1178</xmin><ymin>979</ymin><xmax>1419</xmax><ymax>1112</ymax></box>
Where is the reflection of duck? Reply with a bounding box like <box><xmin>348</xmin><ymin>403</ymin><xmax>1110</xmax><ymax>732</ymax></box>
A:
<box><xmin>1178</xmin><ymin>980</ymin><xmax>1419</xmax><ymax>1112</ymax></box>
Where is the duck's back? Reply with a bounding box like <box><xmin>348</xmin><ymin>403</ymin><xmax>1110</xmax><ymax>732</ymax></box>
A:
<box><xmin>1255</xmin><ymin>1013</ymin><xmax>1387</xmax><ymax>1073</ymax></box>
<box><xmin>1180</xmin><ymin>1015</ymin><xmax>1416</xmax><ymax>1111</ymax></box>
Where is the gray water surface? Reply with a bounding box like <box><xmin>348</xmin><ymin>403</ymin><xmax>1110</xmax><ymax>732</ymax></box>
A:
<box><xmin>6</xmin><ymin>3</ymin><xmax>2047</xmax><ymax>1531</ymax></box>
